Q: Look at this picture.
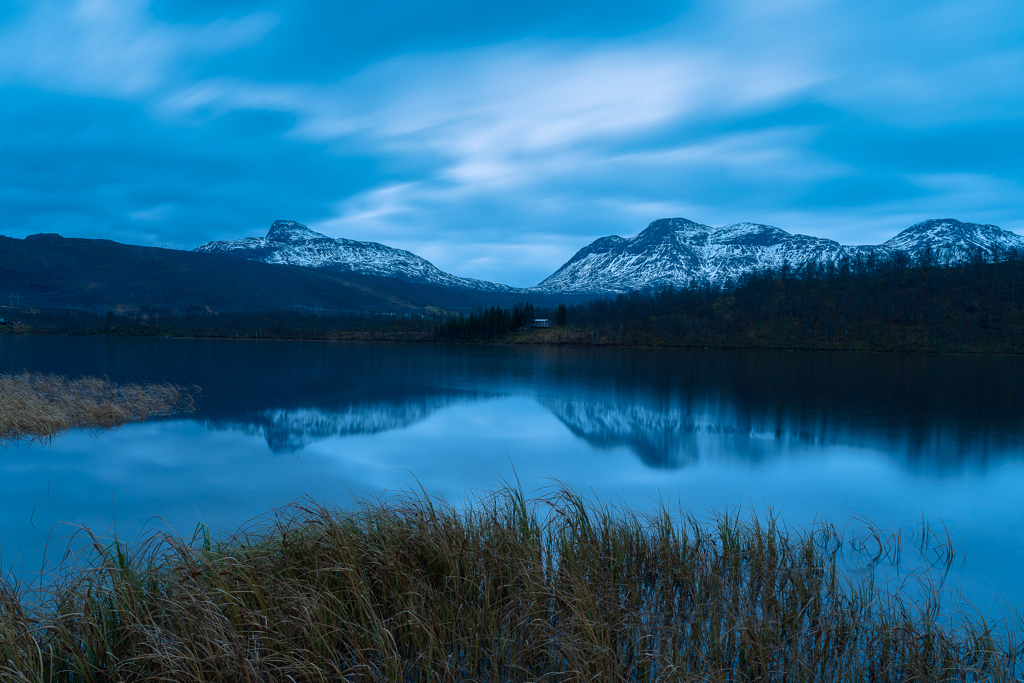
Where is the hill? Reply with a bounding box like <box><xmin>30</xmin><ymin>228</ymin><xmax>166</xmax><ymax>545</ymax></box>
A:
<box><xmin>0</xmin><ymin>233</ymin><xmax>579</xmax><ymax>315</ymax></box>
<box><xmin>196</xmin><ymin>220</ymin><xmax>521</xmax><ymax>292</ymax></box>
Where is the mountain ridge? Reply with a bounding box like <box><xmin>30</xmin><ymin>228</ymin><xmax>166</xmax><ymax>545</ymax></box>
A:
<box><xmin>0</xmin><ymin>232</ymin><xmax>577</xmax><ymax>314</ymax></box>
<box><xmin>195</xmin><ymin>217</ymin><xmax>1024</xmax><ymax>297</ymax></box>
<box><xmin>7</xmin><ymin>216</ymin><xmax>1015</xmax><ymax>314</ymax></box>
<box><xmin>534</xmin><ymin>217</ymin><xmax>1024</xmax><ymax>294</ymax></box>
<box><xmin>196</xmin><ymin>220</ymin><xmax>522</xmax><ymax>293</ymax></box>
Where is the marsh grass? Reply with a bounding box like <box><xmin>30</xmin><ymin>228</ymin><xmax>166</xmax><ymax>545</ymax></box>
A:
<box><xmin>0</xmin><ymin>372</ymin><xmax>196</xmax><ymax>442</ymax></box>
<box><xmin>0</xmin><ymin>487</ymin><xmax>1020</xmax><ymax>682</ymax></box>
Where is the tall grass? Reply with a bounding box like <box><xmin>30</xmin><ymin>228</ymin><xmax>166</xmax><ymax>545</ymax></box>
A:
<box><xmin>0</xmin><ymin>372</ymin><xmax>196</xmax><ymax>441</ymax></box>
<box><xmin>0</xmin><ymin>487</ymin><xmax>1019</xmax><ymax>682</ymax></box>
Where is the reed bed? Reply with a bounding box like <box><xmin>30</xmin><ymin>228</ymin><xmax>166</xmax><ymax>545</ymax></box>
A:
<box><xmin>0</xmin><ymin>372</ymin><xmax>196</xmax><ymax>441</ymax></box>
<box><xmin>0</xmin><ymin>487</ymin><xmax>1019</xmax><ymax>682</ymax></box>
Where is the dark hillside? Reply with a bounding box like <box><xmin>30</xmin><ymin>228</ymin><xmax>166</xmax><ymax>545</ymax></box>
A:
<box><xmin>566</xmin><ymin>253</ymin><xmax>1024</xmax><ymax>352</ymax></box>
<box><xmin>0</xmin><ymin>234</ymin><xmax>584</xmax><ymax>314</ymax></box>
<box><xmin>444</xmin><ymin>250</ymin><xmax>1024</xmax><ymax>354</ymax></box>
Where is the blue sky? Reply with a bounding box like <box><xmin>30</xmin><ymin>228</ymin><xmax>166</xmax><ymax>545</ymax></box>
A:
<box><xmin>1</xmin><ymin>0</ymin><xmax>1022</xmax><ymax>287</ymax></box>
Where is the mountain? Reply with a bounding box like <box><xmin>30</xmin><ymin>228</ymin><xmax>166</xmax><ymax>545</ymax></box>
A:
<box><xmin>193</xmin><ymin>216</ymin><xmax>1024</xmax><ymax>298</ymax></box>
<box><xmin>8</xmin><ymin>217</ymin><xmax>1019</xmax><ymax>313</ymax></box>
<box><xmin>881</xmin><ymin>218</ymin><xmax>1024</xmax><ymax>262</ymax></box>
<box><xmin>196</xmin><ymin>220</ymin><xmax>520</xmax><ymax>292</ymax></box>
<box><xmin>0</xmin><ymin>232</ymin><xmax>572</xmax><ymax>314</ymax></box>
<box><xmin>535</xmin><ymin>218</ymin><xmax>1024</xmax><ymax>294</ymax></box>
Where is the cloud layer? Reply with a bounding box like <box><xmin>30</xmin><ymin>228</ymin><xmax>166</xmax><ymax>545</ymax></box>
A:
<box><xmin>0</xmin><ymin>0</ymin><xmax>1021</xmax><ymax>286</ymax></box>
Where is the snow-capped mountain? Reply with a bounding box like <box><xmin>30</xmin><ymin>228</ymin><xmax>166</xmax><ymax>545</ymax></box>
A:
<box><xmin>880</xmin><ymin>219</ymin><xmax>1024</xmax><ymax>263</ymax></box>
<box><xmin>535</xmin><ymin>218</ymin><xmax>1024</xmax><ymax>294</ymax></box>
<box><xmin>196</xmin><ymin>220</ymin><xmax>520</xmax><ymax>292</ymax></box>
<box><xmin>196</xmin><ymin>217</ymin><xmax>1024</xmax><ymax>297</ymax></box>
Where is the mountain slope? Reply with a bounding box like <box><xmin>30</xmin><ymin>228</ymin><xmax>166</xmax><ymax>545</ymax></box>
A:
<box><xmin>196</xmin><ymin>220</ymin><xmax>520</xmax><ymax>292</ymax></box>
<box><xmin>881</xmin><ymin>219</ymin><xmax>1023</xmax><ymax>261</ymax></box>
<box><xmin>0</xmin><ymin>233</ymin><xmax>571</xmax><ymax>314</ymax></box>
<box><xmin>536</xmin><ymin>218</ymin><xmax>1024</xmax><ymax>294</ymax></box>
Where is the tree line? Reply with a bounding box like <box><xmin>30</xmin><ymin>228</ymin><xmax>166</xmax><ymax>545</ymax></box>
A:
<box><xmin>2</xmin><ymin>308</ymin><xmax>435</xmax><ymax>341</ymax></box>
<box><xmin>434</xmin><ymin>303</ymin><xmax>537</xmax><ymax>341</ymax></box>
<box><xmin>8</xmin><ymin>247</ymin><xmax>1024</xmax><ymax>353</ymax></box>
<box><xmin>437</xmin><ymin>248</ymin><xmax>1024</xmax><ymax>353</ymax></box>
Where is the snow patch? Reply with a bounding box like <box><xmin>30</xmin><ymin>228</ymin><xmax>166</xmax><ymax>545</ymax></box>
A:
<box><xmin>534</xmin><ymin>217</ymin><xmax>1024</xmax><ymax>294</ymax></box>
<box><xmin>196</xmin><ymin>220</ymin><xmax>522</xmax><ymax>292</ymax></box>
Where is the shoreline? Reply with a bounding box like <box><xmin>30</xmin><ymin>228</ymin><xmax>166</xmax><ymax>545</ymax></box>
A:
<box><xmin>4</xmin><ymin>325</ymin><xmax>1023</xmax><ymax>356</ymax></box>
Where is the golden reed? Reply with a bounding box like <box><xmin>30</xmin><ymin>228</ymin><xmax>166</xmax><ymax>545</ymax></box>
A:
<box><xmin>0</xmin><ymin>486</ymin><xmax>1018</xmax><ymax>682</ymax></box>
<box><xmin>0</xmin><ymin>372</ymin><xmax>196</xmax><ymax>441</ymax></box>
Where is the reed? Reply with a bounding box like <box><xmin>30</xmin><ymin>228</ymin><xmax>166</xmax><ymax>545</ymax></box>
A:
<box><xmin>0</xmin><ymin>372</ymin><xmax>196</xmax><ymax>441</ymax></box>
<box><xmin>0</xmin><ymin>487</ymin><xmax>1019</xmax><ymax>682</ymax></box>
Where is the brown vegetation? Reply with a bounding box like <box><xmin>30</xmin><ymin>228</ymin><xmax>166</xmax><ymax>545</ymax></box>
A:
<box><xmin>0</xmin><ymin>487</ymin><xmax>1018</xmax><ymax>681</ymax></box>
<box><xmin>0</xmin><ymin>372</ymin><xmax>196</xmax><ymax>441</ymax></box>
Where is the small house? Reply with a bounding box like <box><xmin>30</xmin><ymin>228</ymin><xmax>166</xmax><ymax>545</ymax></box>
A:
<box><xmin>531</xmin><ymin>318</ymin><xmax>551</xmax><ymax>329</ymax></box>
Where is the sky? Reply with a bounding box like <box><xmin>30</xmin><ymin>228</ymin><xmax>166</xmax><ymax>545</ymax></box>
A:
<box><xmin>0</xmin><ymin>0</ymin><xmax>1022</xmax><ymax>287</ymax></box>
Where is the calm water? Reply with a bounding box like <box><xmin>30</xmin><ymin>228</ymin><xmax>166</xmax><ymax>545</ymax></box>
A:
<box><xmin>2</xmin><ymin>336</ymin><xmax>1024</xmax><ymax>611</ymax></box>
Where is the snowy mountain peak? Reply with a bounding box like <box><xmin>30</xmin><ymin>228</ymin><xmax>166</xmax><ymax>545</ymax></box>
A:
<box><xmin>266</xmin><ymin>219</ymin><xmax>326</xmax><ymax>243</ymax></box>
<box><xmin>630</xmin><ymin>218</ymin><xmax>709</xmax><ymax>250</ymax></box>
<box><xmin>194</xmin><ymin>216</ymin><xmax>1024</xmax><ymax>299</ymax></box>
<box><xmin>642</xmin><ymin>217</ymin><xmax>707</xmax><ymax>235</ymax></box>
<box><xmin>883</xmin><ymin>219</ymin><xmax>1017</xmax><ymax>254</ymax></box>
<box><xmin>535</xmin><ymin>217</ymin><xmax>1024</xmax><ymax>294</ymax></box>
<box><xmin>195</xmin><ymin>220</ymin><xmax>519</xmax><ymax>292</ymax></box>
<box><xmin>897</xmin><ymin>218</ymin><xmax>986</xmax><ymax>235</ymax></box>
<box><xmin>718</xmin><ymin>223</ymin><xmax>812</xmax><ymax>247</ymax></box>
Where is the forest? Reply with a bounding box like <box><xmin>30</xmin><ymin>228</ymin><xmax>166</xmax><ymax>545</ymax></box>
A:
<box><xmin>440</xmin><ymin>248</ymin><xmax>1024</xmax><ymax>353</ymax></box>
<box><xmin>5</xmin><ymin>247</ymin><xmax>1024</xmax><ymax>353</ymax></box>
<box><xmin>434</xmin><ymin>303</ymin><xmax>538</xmax><ymax>341</ymax></box>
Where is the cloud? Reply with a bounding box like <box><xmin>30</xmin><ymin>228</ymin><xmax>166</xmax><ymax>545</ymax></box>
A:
<box><xmin>158</xmin><ymin>37</ymin><xmax>826</xmax><ymax>282</ymax></box>
<box><xmin>0</xmin><ymin>0</ymin><xmax>275</xmax><ymax>97</ymax></box>
<box><xmin>0</xmin><ymin>0</ymin><xmax>1021</xmax><ymax>287</ymax></box>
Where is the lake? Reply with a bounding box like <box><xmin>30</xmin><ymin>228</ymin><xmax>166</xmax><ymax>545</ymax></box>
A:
<box><xmin>2</xmin><ymin>335</ymin><xmax>1023</xmax><ymax>614</ymax></box>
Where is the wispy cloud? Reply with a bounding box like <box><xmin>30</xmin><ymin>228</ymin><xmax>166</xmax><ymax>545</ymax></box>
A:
<box><xmin>0</xmin><ymin>0</ymin><xmax>275</xmax><ymax>97</ymax></box>
<box><xmin>161</xmin><ymin>38</ymin><xmax>824</xmax><ymax>281</ymax></box>
<box><xmin>0</xmin><ymin>0</ymin><xmax>1021</xmax><ymax>286</ymax></box>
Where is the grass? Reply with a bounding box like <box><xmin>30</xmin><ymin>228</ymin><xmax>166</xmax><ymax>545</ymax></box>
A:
<box><xmin>0</xmin><ymin>486</ymin><xmax>1019</xmax><ymax>682</ymax></box>
<box><xmin>0</xmin><ymin>372</ymin><xmax>196</xmax><ymax>442</ymax></box>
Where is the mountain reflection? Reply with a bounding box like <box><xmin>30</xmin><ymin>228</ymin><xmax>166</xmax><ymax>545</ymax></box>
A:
<box><xmin>2</xmin><ymin>336</ymin><xmax>1022</xmax><ymax>473</ymax></box>
<box><xmin>206</xmin><ymin>396</ymin><xmax>723</xmax><ymax>465</ymax></box>
<box><xmin>543</xmin><ymin>397</ymin><xmax>1024</xmax><ymax>471</ymax></box>
<box><xmin>203</xmin><ymin>389</ymin><xmax>1023</xmax><ymax>472</ymax></box>
<box><xmin>206</xmin><ymin>394</ymin><xmax>486</xmax><ymax>453</ymax></box>
<box><xmin>541</xmin><ymin>400</ymin><xmax>706</xmax><ymax>469</ymax></box>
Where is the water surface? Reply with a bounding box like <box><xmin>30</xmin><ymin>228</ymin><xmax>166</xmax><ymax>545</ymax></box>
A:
<box><xmin>1</xmin><ymin>336</ymin><xmax>1022</xmax><ymax>612</ymax></box>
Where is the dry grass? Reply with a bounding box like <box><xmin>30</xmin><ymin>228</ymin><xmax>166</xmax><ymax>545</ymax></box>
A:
<box><xmin>0</xmin><ymin>372</ymin><xmax>196</xmax><ymax>441</ymax></box>
<box><xmin>0</xmin><ymin>486</ymin><xmax>1019</xmax><ymax>682</ymax></box>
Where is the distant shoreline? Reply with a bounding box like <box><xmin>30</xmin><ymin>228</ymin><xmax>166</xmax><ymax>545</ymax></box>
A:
<box><xmin>3</xmin><ymin>325</ymin><xmax>1022</xmax><ymax>356</ymax></box>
